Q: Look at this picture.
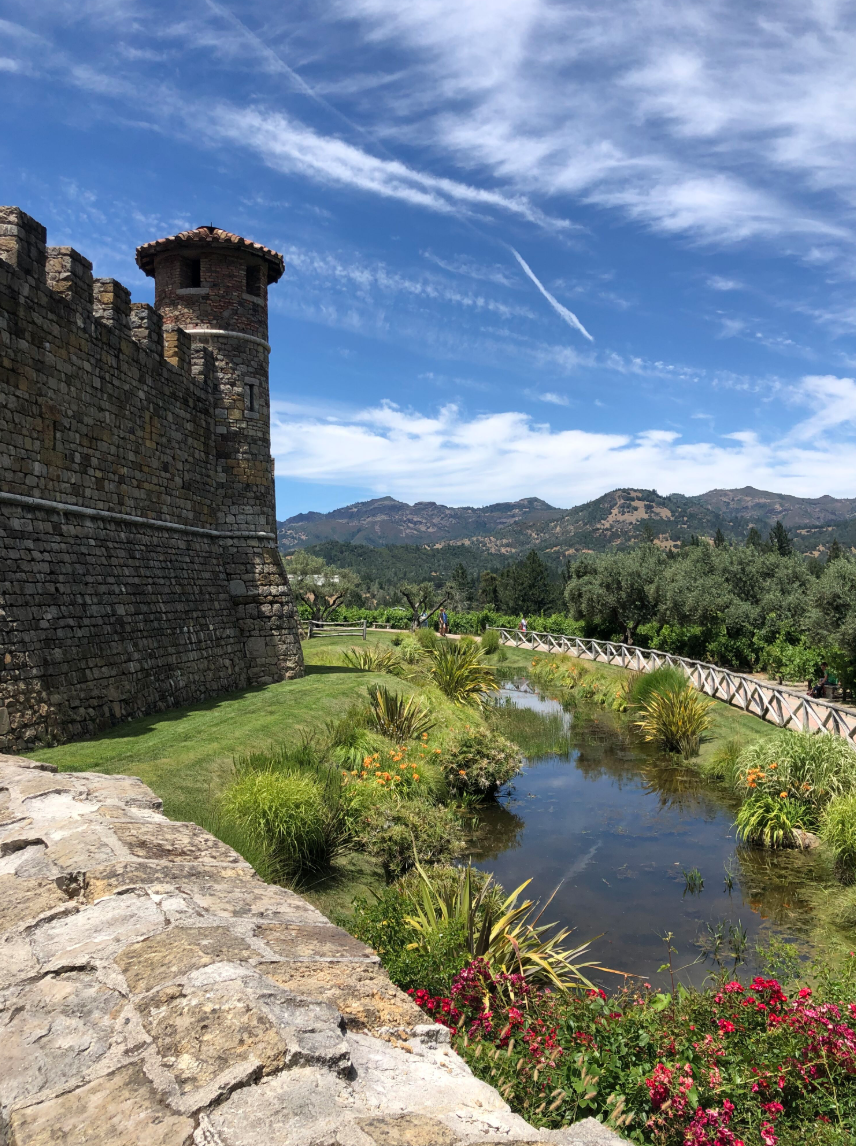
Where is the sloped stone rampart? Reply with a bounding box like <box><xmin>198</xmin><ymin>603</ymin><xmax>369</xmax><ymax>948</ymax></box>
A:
<box><xmin>0</xmin><ymin>754</ymin><xmax>626</xmax><ymax>1146</ymax></box>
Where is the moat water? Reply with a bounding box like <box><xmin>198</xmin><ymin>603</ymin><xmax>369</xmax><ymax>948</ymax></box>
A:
<box><xmin>470</xmin><ymin>679</ymin><xmax>825</xmax><ymax>991</ymax></box>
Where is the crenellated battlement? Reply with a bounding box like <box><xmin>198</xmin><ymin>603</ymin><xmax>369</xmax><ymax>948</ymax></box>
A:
<box><xmin>0</xmin><ymin>206</ymin><xmax>302</xmax><ymax>753</ymax></box>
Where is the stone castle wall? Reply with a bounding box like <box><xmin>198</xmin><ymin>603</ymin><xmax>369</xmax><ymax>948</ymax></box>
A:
<box><xmin>0</xmin><ymin>753</ymin><xmax>623</xmax><ymax>1146</ymax></box>
<box><xmin>0</xmin><ymin>207</ymin><xmax>303</xmax><ymax>752</ymax></box>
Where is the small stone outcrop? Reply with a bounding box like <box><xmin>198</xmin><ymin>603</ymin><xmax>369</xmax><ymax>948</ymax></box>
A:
<box><xmin>0</xmin><ymin>754</ymin><xmax>625</xmax><ymax>1146</ymax></box>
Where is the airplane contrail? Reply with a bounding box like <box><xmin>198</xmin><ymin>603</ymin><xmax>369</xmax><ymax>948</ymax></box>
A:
<box><xmin>510</xmin><ymin>247</ymin><xmax>593</xmax><ymax>341</ymax></box>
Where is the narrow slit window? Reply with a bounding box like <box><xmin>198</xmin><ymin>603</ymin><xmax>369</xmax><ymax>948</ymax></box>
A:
<box><xmin>180</xmin><ymin>257</ymin><xmax>201</xmax><ymax>288</ymax></box>
<box><xmin>247</xmin><ymin>383</ymin><xmax>257</xmax><ymax>412</ymax></box>
<box><xmin>245</xmin><ymin>264</ymin><xmax>262</xmax><ymax>297</ymax></box>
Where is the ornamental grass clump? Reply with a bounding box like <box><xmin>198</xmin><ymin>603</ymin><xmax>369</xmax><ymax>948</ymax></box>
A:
<box><xmin>735</xmin><ymin>793</ymin><xmax>805</xmax><ymax>848</ymax></box>
<box><xmin>428</xmin><ymin>641</ymin><xmax>499</xmax><ymax>706</ymax></box>
<box><xmin>734</xmin><ymin>730</ymin><xmax>856</xmax><ymax>818</ymax></box>
<box><xmin>821</xmin><ymin>793</ymin><xmax>856</xmax><ymax>872</ymax></box>
<box><xmin>628</xmin><ymin>665</ymin><xmax>689</xmax><ymax>709</ymax></box>
<box><xmin>480</xmin><ymin>628</ymin><xmax>501</xmax><ymax>656</ymax></box>
<box><xmin>341</xmin><ymin>644</ymin><xmax>401</xmax><ymax>674</ymax></box>
<box><xmin>635</xmin><ymin>683</ymin><xmax>713</xmax><ymax>758</ymax></box>
<box><xmin>365</xmin><ymin>683</ymin><xmax>435</xmax><ymax>741</ymax></box>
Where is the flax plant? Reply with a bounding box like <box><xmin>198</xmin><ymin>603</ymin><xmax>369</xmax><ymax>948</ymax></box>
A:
<box><xmin>403</xmin><ymin>860</ymin><xmax>600</xmax><ymax>991</ymax></box>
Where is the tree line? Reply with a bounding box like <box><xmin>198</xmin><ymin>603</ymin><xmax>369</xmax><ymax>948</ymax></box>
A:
<box><xmin>284</xmin><ymin>522</ymin><xmax>855</xmax><ymax>683</ymax></box>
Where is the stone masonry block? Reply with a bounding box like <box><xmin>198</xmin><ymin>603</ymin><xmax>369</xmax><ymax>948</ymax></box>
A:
<box><xmin>93</xmin><ymin>277</ymin><xmax>132</xmax><ymax>332</ymax></box>
<box><xmin>0</xmin><ymin>206</ymin><xmax>46</xmax><ymax>283</ymax></box>
<box><xmin>163</xmin><ymin>324</ymin><xmax>191</xmax><ymax>373</ymax></box>
<box><xmin>46</xmin><ymin>247</ymin><xmax>94</xmax><ymax>313</ymax></box>
<box><xmin>129</xmin><ymin>302</ymin><xmax>163</xmax><ymax>355</ymax></box>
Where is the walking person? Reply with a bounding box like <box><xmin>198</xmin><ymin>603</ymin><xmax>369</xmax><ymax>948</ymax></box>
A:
<box><xmin>518</xmin><ymin>616</ymin><xmax>527</xmax><ymax>634</ymax></box>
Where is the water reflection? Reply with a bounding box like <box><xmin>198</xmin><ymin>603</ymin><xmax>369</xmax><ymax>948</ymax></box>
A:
<box><xmin>470</xmin><ymin>679</ymin><xmax>829</xmax><ymax>989</ymax></box>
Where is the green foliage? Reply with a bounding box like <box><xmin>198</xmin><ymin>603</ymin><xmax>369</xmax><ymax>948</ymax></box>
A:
<box><xmin>442</xmin><ymin>726</ymin><xmax>523</xmax><ymax>796</ymax></box>
<box><xmin>627</xmin><ymin>665</ymin><xmax>688</xmax><ymax>708</ymax></box>
<box><xmin>635</xmin><ymin>685</ymin><xmax>713</xmax><ymax>757</ymax></box>
<box><xmin>496</xmin><ymin>550</ymin><xmax>559</xmax><ymax>615</ymax></box>
<box><xmin>220</xmin><ymin>754</ymin><xmax>352</xmax><ymax>884</ymax></box>
<box><xmin>404</xmin><ymin>861</ymin><xmax>598</xmax><ymax>990</ymax></box>
<box><xmin>736</xmin><ymin>793</ymin><xmax>804</xmax><ymax>847</ymax></box>
<box><xmin>821</xmin><ymin>793</ymin><xmax>856</xmax><ymax>870</ymax></box>
<box><xmin>415</xmin><ymin>626</ymin><xmax>439</xmax><ymax>650</ymax></box>
<box><xmin>356</xmin><ymin>798</ymin><xmax>466</xmax><ymax>879</ymax></box>
<box><xmin>735</xmin><ymin>729</ymin><xmax>856</xmax><ymax>815</ymax></box>
<box><xmin>698</xmin><ymin>736</ymin><xmax>743</xmax><ymax>784</ymax></box>
<box><xmin>341</xmin><ymin>644</ymin><xmax>401</xmax><ymax>673</ymax></box>
<box><xmin>346</xmin><ymin>878</ymin><xmax>472</xmax><ymax>997</ymax></box>
<box><xmin>428</xmin><ymin>641</ymin><xmax>500</xmax><ymax>706</ymax></box>
<box><xmin>565</xmin><ymin>546</ymin><xmax>668</xmax><ymax>644</ymax></box>
<box><xmin>365</xmin><ymin>684</ymin><xmax>435</xmax><ymax>741</ymax></box>
<box><xmin>480</xmin><ymin>628</ymin><xmax>501</xmax><ymax>655</ymax></box>
<box><xmin>759</xmin><ymin>634</ymin><xmax>832</xmax><ymax>683</ymax></box>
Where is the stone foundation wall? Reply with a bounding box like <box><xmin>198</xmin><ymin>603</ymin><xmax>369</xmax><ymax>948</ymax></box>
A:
<box><xmin>0</xmin><ymin>754</ymin><xmax>624</xmax><ymax>1146</ymax></box>
<box><xmin>0</xmin><ymin>504</ymin><xmax>250</xmax><ymax>748</ymax></box>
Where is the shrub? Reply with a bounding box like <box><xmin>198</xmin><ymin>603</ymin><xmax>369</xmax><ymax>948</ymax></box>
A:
<box><xmin>428</xmin><ymin>642</ymin><xmax>500</xmax><ymax>706</ymax></box>
<box><xmin>416</xmin><ymin>627</ymin><xmax>439</xmax><ymax>650</ymax></box>
<box><xmin>735</xmin><ymin>730</ymin><xmax>856</xmax><ymax>817</ymax></box>
<box><xmin>628</xmin><ymin>665</ymin><xmax>689</xmax><ymax>709</ymax></box>
<box><xmin>220</xmin><ymin>769</ymin><xmax>350</xmax><ymax>883</ymax></box>
<box><xmin>635</xmin><ymin>684</ymin><xmax>713</xmax><ymax>757</ymax></box>
<box><xmin>443</xmin><ymin>727</ymin><xmax>522</xmax><ymax>796</ymax></box>
<box><xmin>480</xmin><ymin>628</ymin><xmax>501</xmax><ymax>655</ymax></box>
<box><xmin>356</xmin><ymin>798</ymin><xmax>466</xmax><ymax>879</ymax></box>
<box><xmin>699</xmin><ymin>736</ymin><xmax>743</xmax><ymax>784</ymax></box>
<box><xmin>821</xmin><ymin>793</ymin><xmax>856</xmax><ymax>871</ymax></box>
<box><xmin>406</xmin><ymin>960</ymin><xmax>856</xmax><ymax>1139</ymax></box>
<box><xmin>365</xmin><ymin>684</ymin><xmax>434</xmax><ymax>740</ymax></box>
<box><xmin>735</xmin><ymin>793</ymin><xmax>805</xmax><ymax>848</ymax></box>
<box><xmin>346</xmin><ymin>879</ymin><xmax>471</xmax><ymax>997</ymax></box>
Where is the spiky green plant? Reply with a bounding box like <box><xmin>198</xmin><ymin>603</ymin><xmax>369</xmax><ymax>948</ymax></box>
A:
<box><xmin>342</xmin><ymin>644</ymin><xmax>401</xmax><ymax>673</ymax></box>
<box><xmin>735</xmin><ymin>793</ymin><xmax>804</xmax><ymax>848</ymax></box>
<box><xmin>699</xmin><ymin>736</ymin><xmax>743</xmax><ymax>784</ymax></box>
<box><xmin>734</xmin><ymin>730</ymin><xmax>856</xmax><ymax>814</ymax></box>
<box><xmin>821</xmin><ymin>793</ymin><xmax>856</xmax><ymax>870</ymax></box>
<box><xmin>365</xmin><ymin>684</ymin><xmax>435</xmax><ymax>740</ymax></box>
<box><xmin>403</xmin><ymin>860</ymin><xmax>601</xmax><ymax>991</ymax></box>
<box><xmin>428</xmin><ymin>641</ymin><xmax>499</xmax><ymax>706</ymax></box>
<box><xmin>635</xmin><ymin>684</ymin><xmax>713</xmax><ymax>757</ymax></box>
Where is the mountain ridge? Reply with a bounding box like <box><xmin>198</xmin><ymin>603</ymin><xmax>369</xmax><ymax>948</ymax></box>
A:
<box><xmin>277</xmin><ymin>486</ymin><xmax>856</xmax><ymax>560</ymax></box>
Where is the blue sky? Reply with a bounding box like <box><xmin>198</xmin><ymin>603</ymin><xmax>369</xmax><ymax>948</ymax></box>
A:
<box><xmin>3</xmin><ymin>0</ymin><xmax>856</xmax><ymax>518</ymax></box>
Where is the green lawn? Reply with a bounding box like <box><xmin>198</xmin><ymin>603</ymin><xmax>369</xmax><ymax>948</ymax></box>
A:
<box><xmin>36</xmin><ymin>634</ymin><xmax>412</xmax><ymax>819</ymax></box>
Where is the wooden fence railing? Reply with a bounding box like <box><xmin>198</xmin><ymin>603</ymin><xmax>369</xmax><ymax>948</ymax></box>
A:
<box><xmin>306</xmin><ymin>619</ymin><xmax>367</xmax><ymax>640</ymax></box>
<box><xmin>493</xmin><ymin>628</ymin><xmax>856</xmax><ymax>744</ymax></box>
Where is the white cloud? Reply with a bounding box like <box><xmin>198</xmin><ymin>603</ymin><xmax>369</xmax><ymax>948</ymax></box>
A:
<box><xmin>271</xmin><ymin>379</ymin><xmax>856</xmax><ymax>506</ymax></box>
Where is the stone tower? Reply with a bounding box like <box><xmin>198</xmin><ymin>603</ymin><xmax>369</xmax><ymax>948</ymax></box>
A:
<box><xmin>136</xmin><ymin>226</ymin><xmax>303</xmax><ymax>686</ymax></box>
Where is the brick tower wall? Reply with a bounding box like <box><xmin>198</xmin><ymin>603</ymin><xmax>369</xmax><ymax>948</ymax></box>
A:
<box><xmin>0</xmin><ymin>207</ymin><xmax>303</xmax><ymax>752</ymax></box>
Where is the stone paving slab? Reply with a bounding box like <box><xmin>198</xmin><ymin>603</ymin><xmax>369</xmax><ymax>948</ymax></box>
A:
<box><xmin>0</xmin><ymin>754</ymin><xmax>627</xmax><ymax>1146</ymax></box>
